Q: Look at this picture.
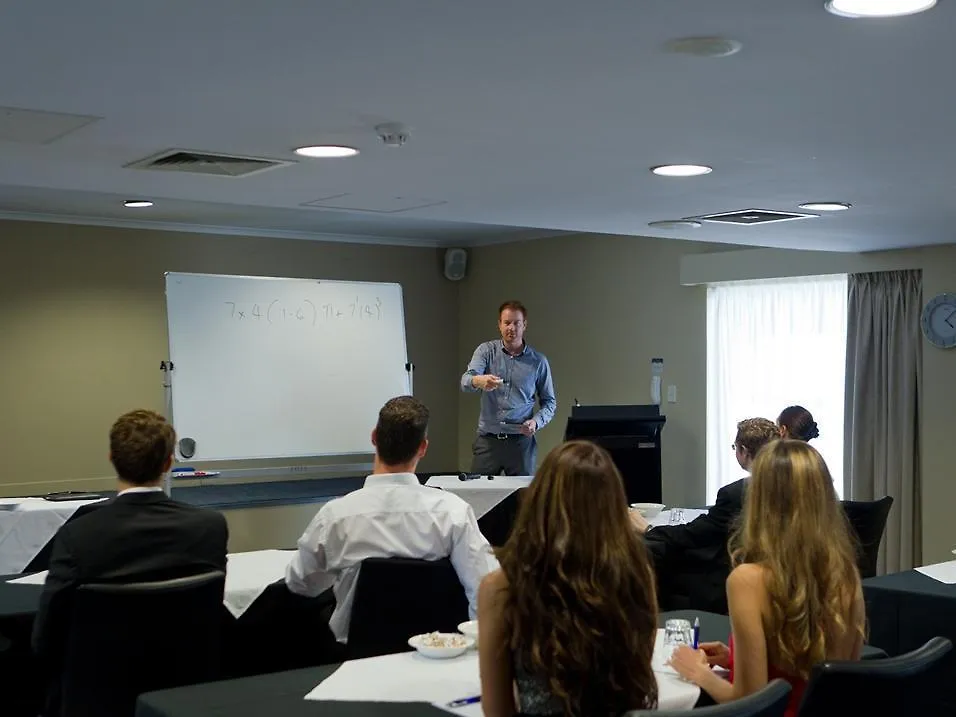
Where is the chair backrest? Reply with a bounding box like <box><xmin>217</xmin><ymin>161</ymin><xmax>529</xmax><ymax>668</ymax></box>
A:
<box><xmin>797</xmin><ymin>636</ymin><xmax>953</xmax><ymax>717</ymax></box>
<box><xmin>626</xmin><ymin>678</ymin><xmax>791</xmax><ymax>717</ymax></box>
<box><xmin>841</xmin><ymin>496</ymin><xmax>893</xmax><ymax>578</ymax></box>
<box><xmin>60</xmin><ymin>570</ymin><xmax>225</xmax><ymax>717</ymax></box>
<box><xmin>347</xmin><ymin>557</ymin><xmax>469</xmax><ymax>660</ymax></box>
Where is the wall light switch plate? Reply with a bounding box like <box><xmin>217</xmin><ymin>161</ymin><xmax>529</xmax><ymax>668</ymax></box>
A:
<box><xmin>667</xmin><ymin>385</ymin><xmax>678</xmax><ymax>403</ymax></box>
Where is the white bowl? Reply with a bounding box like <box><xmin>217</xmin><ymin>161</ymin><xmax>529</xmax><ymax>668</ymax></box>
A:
<box><xmin>631</xmin><ymin>502</ymin><xmax>666</xmax><ymax>519</ymax></box>
<box><xmin>407</xmin><ymin>632</ymin><xmax>474</xmax><ymax>659</ymax></box>
<box><xmin>458</xmin><ymin>620</ymin><xmax>479</xmax><ymax>647</ymax></box>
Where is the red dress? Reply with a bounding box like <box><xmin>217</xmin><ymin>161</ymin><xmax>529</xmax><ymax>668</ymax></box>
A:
<box><xmin>727</xmin><ymin>636</ymin><xmax>806</xmax><ymax>717</ymax></box>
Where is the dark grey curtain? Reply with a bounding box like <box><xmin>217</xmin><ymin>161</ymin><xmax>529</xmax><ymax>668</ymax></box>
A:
<box><xmin>844</xmin><ymin>270</ymin><xmax>922</xmax><ymax>573</ymax></box>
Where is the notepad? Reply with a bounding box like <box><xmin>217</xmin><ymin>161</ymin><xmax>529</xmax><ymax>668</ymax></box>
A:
<box><xmin>915</xmin><ymin>560</ymin><xmax>956</xmax><ymax>584</ymax></box>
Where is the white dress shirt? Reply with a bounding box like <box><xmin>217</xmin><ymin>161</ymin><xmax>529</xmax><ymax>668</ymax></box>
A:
<box><xmin>116</xmin><ymin>486</ymin><xmax>166</xmax><ymax>496</ymax></box>
<box><xmin>285</xmin><ymin>472</ymin><xmax>499</xmax><ymax>642</ymax></box>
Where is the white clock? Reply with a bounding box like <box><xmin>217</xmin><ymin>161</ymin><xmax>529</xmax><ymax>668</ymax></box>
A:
<box><xmin>921</xmin><ymin>293</ymin><xmax>956</xmax><ymax>349</ymax></box>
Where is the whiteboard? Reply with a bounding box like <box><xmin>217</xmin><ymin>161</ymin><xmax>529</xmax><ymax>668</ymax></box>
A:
<box><xmin>165</xmin><ymin>272</ymin><xmax>410</xmax><ymax>461</ymax></box>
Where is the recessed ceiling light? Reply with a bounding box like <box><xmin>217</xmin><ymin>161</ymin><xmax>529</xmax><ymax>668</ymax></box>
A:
<box><xmin>824</xmin><ymin>0</ymin><xmax>936</xmax><ymax>18</ymax></box>
<box><xmin>798</xmin><ymin>202</ymin><xmax>851</xmax><ymax>211</ymax></box>
<box><xmin>651</xmin><ymin>164</ymin><xmax>713</xmax><ymax>177</ymax></box>
<box><xmin>293</xmin><ymin>145</ymin><xmax>359</xmax><ymax>158</ymax></box>
<box><xmin>648</xmin><ymin>220</ymin><xmax>703</xmax><ymax>229</ymax></box>
<box><xmin>123</xmin><ymin>200</ymin><xmax>153</xmax><ymax>208</ymax></box>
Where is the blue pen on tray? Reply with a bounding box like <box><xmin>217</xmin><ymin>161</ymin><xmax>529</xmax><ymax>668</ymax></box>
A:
<box><xmin>692</xmin><ymin>617</ymin><xmax>700</xmax><ymax>650</ymax></box>
<box><xmin>447</xmin><ymin>696</ymin><xmax>481</xmax><ymax>708</ymax></box>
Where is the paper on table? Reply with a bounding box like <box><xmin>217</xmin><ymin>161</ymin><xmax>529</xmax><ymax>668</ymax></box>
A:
<box><xmin>304</xmin><ymin>651</ymin><xmax>480</xmax><ymax>706</ymax></box>
<box><xmin>651</xmin><ymin>628</ymin><xmax>680</xmax><ymax>675</ymax></box>
<box><xmin>7</xmin><ymin>570</ymin><xmax>48</xmax><ymax>585</ymax></box>
<box><xmin>915</xmin><ymin>560</ymin><xmax>956</xmax><ymax>584</ymax></box>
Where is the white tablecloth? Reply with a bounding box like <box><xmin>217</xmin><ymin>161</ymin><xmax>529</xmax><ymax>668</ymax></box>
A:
<box><xmin>0</xmin><ymin>497</ymin><xmax>107</xmax><ymax>574</ymax></box>
<box><xmin>222</xmin><ymin>549</ymin><xmax>295</xmax><ymax>617</ymax></box>
<box><xmin>648</xmin><ymin>508</ymin><xmax>709</xmax><ymax>529</ymax></box>
<box><xmin>304</xmin><ymin>627</ymin><xmax>699</xmax><ymax>713</ymax></box>
<box><xmin>6</xmin><ymin>549</ymin><xmax>295</xmax><ymax>619</ymax></box>
<box><xmin>425</xmin><ymin>475</ymin><xmax>533</xmax><ymax>519</ymax></box>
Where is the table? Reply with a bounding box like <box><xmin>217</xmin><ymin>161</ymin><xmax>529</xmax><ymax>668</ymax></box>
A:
<box><xmin>136</xmin><ymin>610</ymin><xmax>708</xmax><ymax>717</ymax></box>
<box><xmin>2</xmin><ymin>549</ymin><xmax>295</xmax><ymax>620</ymax></box>
<box><xmin>863</xmin><ymin>567</ymin><xmax>956</xmax><ymax>711</ymax></box>
<box><xmin>424</xmin><ymin>476</ymin><xmax>532</xmax><ymax>519</ymax></box>
<box><xmin>648</xmin><ymin>508</ymin><xmax>708</xmax><ymax>528</ymax></box>
<box><xmin>425</xmin><ymin>476</ymin><xmax>532</xmax><ymax>547</ymax></box>
<box><xmin>0</xmin><ymin>497</ymin><xmax>106</xmax><ymax>574</ymax></box>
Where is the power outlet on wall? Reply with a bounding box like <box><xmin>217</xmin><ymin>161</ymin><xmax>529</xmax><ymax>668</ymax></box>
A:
<box><xmin>667</xmin><ymin>385</ymin><xmax>678</xmax><ymax>404</ymax></box>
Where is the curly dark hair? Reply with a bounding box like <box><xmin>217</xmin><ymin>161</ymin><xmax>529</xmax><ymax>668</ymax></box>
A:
<box><xmin>497</xmin><ymin>440</ymin><xmax>659</xmax><ymax>716</ymax></box>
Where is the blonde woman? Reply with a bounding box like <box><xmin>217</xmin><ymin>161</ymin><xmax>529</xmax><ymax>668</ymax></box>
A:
<box><xmin>478</xmin><ymin>440</ymin><xmax>659</xmax><ymax>717</ymax></box>
<box><xmin>669</xmin><ymin>440</ymin><xmax>864</xmax><ymax>717</ymax></box>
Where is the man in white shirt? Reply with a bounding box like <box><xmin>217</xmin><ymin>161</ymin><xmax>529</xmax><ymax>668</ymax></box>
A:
<box><xmin>285</xmin><ymin>396</ymin><xmax>498</xmax><ymax>643</ymax></box>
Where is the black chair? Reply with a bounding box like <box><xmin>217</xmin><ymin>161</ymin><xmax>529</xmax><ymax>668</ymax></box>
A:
<box><xmin>627</xmin><ymin>678</ymin><xmax>791</xmax><ymax>716</ymax></box>
<box><xmin>57</xmin><ymin>570</ymin><xmax>225</xmax><ymax>717</ymax></box>
<box><xmin>796</xmin><ymin>636</ymin><xmax>952</xmax><ymax>716</ymax></box>
<box><xmin>841</xmin><ymin>496</ymin><xmax>893</xmax><ymax>579</ymax></box>
<box><xmin>346</xmin><ymin>557</ymin><xmax>469</xmax><ymax>659</ymax></box>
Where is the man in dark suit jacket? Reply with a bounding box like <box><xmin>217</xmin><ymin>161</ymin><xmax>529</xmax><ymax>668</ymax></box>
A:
<box><xmin>631</xmin><ymin>418</ymin><xmax>779</xmax><ymax>614</ymax></box>
<box><xmin>32</xmin><ymin>409</ymin><xmax>228</xmax><ymax>671</ymax></box>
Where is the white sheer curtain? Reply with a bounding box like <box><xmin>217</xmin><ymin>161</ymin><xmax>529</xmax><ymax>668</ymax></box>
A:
<box><xmin>706</xmin><ymin>275</ymin><xmax>848</xmax><ymax>503</ymax></box>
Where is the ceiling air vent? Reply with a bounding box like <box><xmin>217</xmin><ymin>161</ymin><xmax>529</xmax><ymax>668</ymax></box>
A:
<box><xmin>691</xmin><ymin>209</ymin><xmax>817</xmax><ymax>226</ymax></box>
<box><xmin>125</xmin><ymin>149</ymin><xmax>293</xmax><ymax>177</ymax></box>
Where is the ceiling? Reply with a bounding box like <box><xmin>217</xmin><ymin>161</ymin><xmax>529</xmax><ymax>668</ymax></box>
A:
<box><xmin>0</xmin><ymin>1</ymin><xmax>953</xmax><ymax>252</ymax></box>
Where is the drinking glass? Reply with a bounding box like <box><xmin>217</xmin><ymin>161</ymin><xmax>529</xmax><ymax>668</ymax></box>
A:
<box><xmin>662</xmin><ymin>618</ymin><xmax>694</xmax><ymax>664</ymax></box>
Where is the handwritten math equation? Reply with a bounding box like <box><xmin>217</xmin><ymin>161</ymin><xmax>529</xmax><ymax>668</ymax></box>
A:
<box><xmin>224</xmin><ymin>297</ymin><xmax>383</xmax><ymax>325</ymax></box>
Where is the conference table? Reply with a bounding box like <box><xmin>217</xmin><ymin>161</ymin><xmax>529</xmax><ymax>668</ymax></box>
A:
<box><xmin>0</xmin><ymin>496</ymin><xmax>106</xmax><ymax>574</ymax></box>
<box><xmin>135</xmin><ymin>611</ymin><xmax>722</xmax><ymax>717</ymax></box>
<box><xmin>863</xmin><ymin>562</ymin><xmax>956</xmax><ymax>712</ymax></box>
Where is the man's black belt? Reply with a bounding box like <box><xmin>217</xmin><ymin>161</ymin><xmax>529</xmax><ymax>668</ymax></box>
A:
<box><xmin>482</xmin><ymin>432</ymin><xmax>524</xmax><ymax>440</ymax></box>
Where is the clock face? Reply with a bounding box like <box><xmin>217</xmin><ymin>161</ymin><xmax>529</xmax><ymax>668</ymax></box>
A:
<box><xmin>921</xmin><ymin>293</ymin><xmax>956</xmax><ymax>349</ymax></box>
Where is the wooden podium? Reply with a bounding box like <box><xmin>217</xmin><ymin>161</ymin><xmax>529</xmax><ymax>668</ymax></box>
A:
<box><xmin>564</xmin><ymin>404</ymin><xmax>666</xmax><ymax>503</ymax></box>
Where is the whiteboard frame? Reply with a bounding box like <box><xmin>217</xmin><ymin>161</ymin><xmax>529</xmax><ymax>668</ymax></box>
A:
<box><xmin>163</xmin><ymin>271</ymin><xmax>411</xmax><ymax>462</ymax></box>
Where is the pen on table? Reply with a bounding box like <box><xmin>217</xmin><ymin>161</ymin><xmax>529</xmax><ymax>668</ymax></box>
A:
<box><xmin>692</xmin><ymin>617</ymin><xmax>700</xmax><ymax>650</ymax></box>
<box><xmin>447</xmin><ymin>696</ymin><xmax>481</xmax><ymax>708</ymax></box>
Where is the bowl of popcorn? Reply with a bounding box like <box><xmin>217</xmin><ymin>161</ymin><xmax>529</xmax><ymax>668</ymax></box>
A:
<box><xmin>408</xmin><ymin>631</ymin><xmax>474</xmax><ymax>659</ymax></box>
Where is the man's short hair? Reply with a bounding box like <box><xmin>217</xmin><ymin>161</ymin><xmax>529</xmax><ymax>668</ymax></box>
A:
<box><xmin>735</xmin><ymin>418</ymin><xmax>779</xmax><ymax>458</ymax></box>
<box><xmin>498</xmin><ymin>300</ymin><xmax>527</xmax><ymax>320</ymax></box>
<box><xmin>375</xmin><ymin>396</ymin><xmax>429</xmax><ymax>465</ymax></box>
<box><xmin>109</xmin><ymin>410</ymin><xmax>176</xmax><ymax>485</ymax></box>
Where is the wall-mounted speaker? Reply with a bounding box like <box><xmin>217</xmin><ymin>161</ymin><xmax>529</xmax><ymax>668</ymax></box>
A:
<box><xmin>444</xmin><ymin>248</ymin><xmax>468</xmax><ymax>281</ymax></box>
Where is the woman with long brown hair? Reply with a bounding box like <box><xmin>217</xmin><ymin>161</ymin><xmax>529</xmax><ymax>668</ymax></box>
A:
<box><xmin>478</xmin><ymin>440</ymin><xmax>659</xmax><ymax>717</ymax></box>
<box><xmin>669</xmin><ymin>440</ymin><xmax>864</xmax><ymax>717</ymax></box>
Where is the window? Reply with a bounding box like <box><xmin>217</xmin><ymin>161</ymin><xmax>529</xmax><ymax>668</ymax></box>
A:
<box><xmin>706</xmin><ymin>275</ymin><xmax>848</xmax><ymax>502</ymax></box>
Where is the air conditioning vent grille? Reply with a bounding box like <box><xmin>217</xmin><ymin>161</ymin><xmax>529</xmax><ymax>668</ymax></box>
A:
<box><xmin>125</xmin><ymin>150</ymin><xmax>292</xmax><ymax>177</ymax></box>
<box><xmin>692</xmin><ymin>208</ymin><xmax>817</xmax><ymax>226</ymax></box>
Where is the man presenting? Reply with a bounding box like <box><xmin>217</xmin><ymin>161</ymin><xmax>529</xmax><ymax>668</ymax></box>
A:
<box><xmin>460</xmin><ymin>300</ymin><xmax>556</xmax><ymax>476</ymax></box>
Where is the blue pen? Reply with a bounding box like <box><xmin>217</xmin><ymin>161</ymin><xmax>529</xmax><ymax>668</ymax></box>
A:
<box><xmin>693</xmin><ymin>617</ymin><xmax>700</xmax><ymax>650</ymax></box>
<box><xmin>447</xmin><ymin>696</ymin><xmax>481</xmax><ymax>708</ymax></box>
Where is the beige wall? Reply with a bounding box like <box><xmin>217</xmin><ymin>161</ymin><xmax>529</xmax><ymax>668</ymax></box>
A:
<box><xmin>0</xmin><ymin>220</ymin><xmax>460</xmax><ymax>496</ymax></box>
<box><xmin>457</xmin><ymin>233</ymin><xmax>723</xmax><ymax>508</ymax></box>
